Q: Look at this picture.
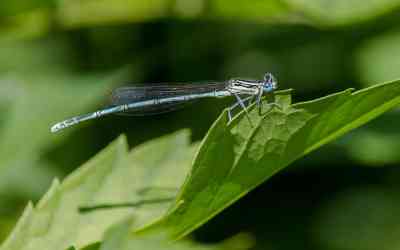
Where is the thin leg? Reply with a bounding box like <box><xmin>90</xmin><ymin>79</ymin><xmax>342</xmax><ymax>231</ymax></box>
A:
<box><xmin>227</xmin><ymin>96</ymin><xmax>253</xmax><ymax>122</ymax></box>
<box><xmin>228</xmin><ymin>108</ymin><xmax>233</xmax><ymax>121</ymax></box>
<box><xmin>229</xmin><ymin>95</ymin><xmax>253</xmax><ymax>111</ymax></box>
<box><xmin>230</xmin><ymin>96</ymin><xmax>254</xmax><ymax>110</ymax></box>
<box><xmin>256</xmin><ymin>83</ymin><xmax>264</xmax><ymax>114</ymax></box>
<box><xmin>228</xmin><ymin>94</ymin><xmax>254</xmax><ymax>126</ymax></box>
<box><xmin>233</xmin><ymin>93</ymin><xmax>248</xmax><ymax>112</ymax></box>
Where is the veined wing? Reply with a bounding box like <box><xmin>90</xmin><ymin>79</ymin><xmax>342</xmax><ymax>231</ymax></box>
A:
<box><xmin>110</xmin><ymin>82</ymin><xmax>227</xmax><ymax>116</ymax></box>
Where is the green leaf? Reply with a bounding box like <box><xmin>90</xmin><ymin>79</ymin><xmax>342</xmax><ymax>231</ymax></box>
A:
<box><xmin>57</xmin><ymin>0</ymin><xmax>171</xmax><ymax>28</ymax></box>
<box><xmin>212</xmin><ymin>0</ymin><xmax>400</xmax><ymax>26</ymax></box>
<box><xmin>211</xmin><ymin>0</ymin><xmax>400</xmax><ymax>26</ymax></box>
<box><xmin>0</xmin><ymin>130</ymin><xmax>196</xmax><ymax>250</ymax></box>
<box><xmin>344</xmin><ymin>128</ymin><xmax>400</xmax><ymax>166</ymax></box>
<box><xmin>3</xmin><ymin>0</ymin><xmax>399</xmax><ymax>32</ymax></box>
<box><xmin>0</xmin><ymin>71</ymin><xmax>128</xmax><ymax>166</ymax></box>
<box><xmin>283</xmin><ymin>0</ymin><xmax>400</xmax><ymax>26</ymax></box>
<box><xmin>314</xmin><ymin>186</ymin><xmax>400</xmax><ymax>250</ymax></box>
<box><xmin>0</xmin><ymin>39</ymin><xmax>131</xmax><ymax>201</ymax></box>
<box><xmin>209</xmin><ymin>0</ymin><xmax>295</xmax><ymax>22</ymax></box>
<box><xmin>55</xmin><ymin>0</ymin><xmax>299</xmax><ymax>27</ymax></box>
<box><xmin>96</xmin><ymin>217</ymin><xmax>252</xmax><ymax>250</ymax></box>
<box><xmin>97</xmin><ymin>218</ymin><xmax>217</xmax><ymax>250</ymax></box>
<box><xmin>142</xmin><ymin>80</ymin><xmax>400</xmax><ymax>238</ymax></box>
<box><xmin>0</xmin><ymin>0</ymin><xmax>54</xmax><ymax>17</ymax></box>
<box><xmin>0</xmin><ymin>10</ymin><xmax>51</xmax><ymax>42</ymax></box>
<box><xmin>56</xmin><ymin>0</ymin><xmax>400</xmax><ymax>28</ymax></box>
<box><xmin>356</xmin><ymin>31</ymin><xmax>400</xmax><ymax>86</ymax></box>
<box><xmin>0</xmin><ymin>40</ymin><xmax>129</xmax><ymax>169</ymax></box>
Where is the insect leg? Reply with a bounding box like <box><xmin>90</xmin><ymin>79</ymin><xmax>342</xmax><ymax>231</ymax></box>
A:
<box><xmin>227</xmin><ymin>95</ymin><xmax>253</xmax><ymax>122</ymax></box>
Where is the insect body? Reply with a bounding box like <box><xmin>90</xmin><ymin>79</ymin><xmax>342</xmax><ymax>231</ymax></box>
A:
<box><xmin>51</xmin><ymin>73</ymin><xmax>278</xmax><ymax>133</ymax></box>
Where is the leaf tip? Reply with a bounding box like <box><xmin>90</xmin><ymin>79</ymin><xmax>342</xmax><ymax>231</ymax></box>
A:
<box><xmin>36</xmin><ymin>178</ymin><xmax>61</xmax><ymax>209</ymax></box>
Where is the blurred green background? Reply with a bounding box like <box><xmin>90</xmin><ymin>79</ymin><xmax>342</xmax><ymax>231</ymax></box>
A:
<box><xmin>1</xmin><ymin>1</ymin><xmax>400</xmax><ymax>249</ymax></box>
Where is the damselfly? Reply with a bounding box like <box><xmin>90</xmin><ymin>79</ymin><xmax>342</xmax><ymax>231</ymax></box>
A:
<box><xmin>51</xmin><ymin>73</ymin><xmax>278</xmax><ymax>133</ymax></box>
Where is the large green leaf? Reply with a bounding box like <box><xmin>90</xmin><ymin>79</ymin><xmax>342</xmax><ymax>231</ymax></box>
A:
<box><xmin>4</xmin><ymin>78</ymin><xmax>400</xmax><ymax>248</ymax></box>
<box><xmin>141</xmin><ymin>80</ymin><xmax>400</xmax><ymax>238</ymax></box>
<box><xmin>0</xmin><ymin>130</ymin><xmax>195</xmax><ymax>250</ymax></box>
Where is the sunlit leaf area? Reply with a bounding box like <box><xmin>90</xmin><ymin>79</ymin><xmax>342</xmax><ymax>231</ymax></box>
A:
<box><xmin>1</xmin><ymin>1</ymin><xmax>400</xmax><ymax>250</ymax></box>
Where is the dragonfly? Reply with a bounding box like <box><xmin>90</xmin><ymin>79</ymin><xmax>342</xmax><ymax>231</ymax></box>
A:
<box><xmin>51</xmin><ymin>73</ymin><xmax>278</xmax><ymax>133</ymax></box>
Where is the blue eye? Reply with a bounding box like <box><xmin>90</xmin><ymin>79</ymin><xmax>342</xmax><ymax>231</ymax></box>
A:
<box><xmin>263</xmin><ymin>84</ymin><xmax>274</xmax><ymax>92</ymax></box>
<box><xmin>263</xmin><ymin>73</ymin><xmax>278</xmax><ymax>92</ymax></box>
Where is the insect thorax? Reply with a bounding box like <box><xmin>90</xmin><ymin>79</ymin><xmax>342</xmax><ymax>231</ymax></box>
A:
<box><xmin>227</xmin><ymin>79</ymin><xmax>262</xmax><ymax>95</ymax></box>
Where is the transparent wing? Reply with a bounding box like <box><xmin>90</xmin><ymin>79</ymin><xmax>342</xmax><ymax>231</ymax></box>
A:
<box><xmin>110</xmin><ymin>82</ymin><xmax>227</xmax><ymax>116</ymax></box>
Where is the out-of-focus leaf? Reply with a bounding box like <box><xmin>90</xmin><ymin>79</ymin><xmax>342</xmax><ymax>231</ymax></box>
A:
<box><xmin>0</xmin><ymin>38</ymin><xmax>130</xmax><ymax>238</ymax></box>
<box><xmin>0</xmin><ymin>38</ymin><xmax>130</xmax><ymax>175</ymax></box>
<box><xmin>356</xmin><ymin>31</ymin><xmax>400</xmax><ymax>86</ymax></box>
<box><xmin>0</xmin><ymin>39</ymin><xmax>73</xmax><ymax>74</ymax></box>
<box><xmin>353</xmin><ymin>30</ymin><xmax>400</xmax><ymax>165</ymax></box>
<box><xmin>211</xmin><ymin>0</ymin><xmax>400</xmax><ymax>25</ymax></box>
<box><xmin>52</xmin><ymin>0</ymin><xmax>400</xmax><ymax>28</ymax></box>
<box><xmin>0</xmin><ymin>10</ymin><xmax>50</xmax><ymax>42</ymax></box>
<box><xmin>98</xmin><ymin>218</ymin><xmax>219</xmax><ymax>250</ymax></box>
<box><xmin>81</xmin><ymin>244</ymin><xmax>99</xmax><ymax>250</ymax></box>
<box><xmin>57</xmin><ymin>0</ymin><xmax>170</xmax><ymax>28</ymax></box>
<box><xmin>313</xmin><ymin>187</ymin><xmax>400</xmax><ymax>250</ymax></box>
<box><xmin>0</xmin><ymin>39</ymin><xmax>131</xmax><ymax>209</ymax></box>
<box><xmin>0</xmin><ymin>218</ymin><xmax>15</xmax><ymax>244</ymax></box>
<box><xmin>3</xmin><ymin>0</ymin><xmax>396</xmax><ymax>30</ymax></box>
<box><xmin>0</xmin><ymin>0</ymin><xmax>54</xmax><ymax>17</ymax></box>
<box><xmin>0</xmin><ymin>158</ymin><xmax>59</xmax><ymax>199</ymax></box>
<box><xmin>209</xmin><ymin>0</ymin><xmax>296</xmax><ymax>23</ymax></box>
<box><xmin>0</xmin><ymin>70</ymin><xmax>128</xmax><ymax>167</ymax></box>
<box><xmin>344</xmin><ymin>128</ymin><xmax>400</xmax><ymax>166</ymax></box>
<box><xmin>141</xmin><ymin>80</ymin><xmax>400</xmax><ymax>239</ymax></box>
<box><xmin>1</xmin><ymin>130</ymin><xmax>196</xmax><ymax>250</ymax></box>
<box><xmin>283</xmin><ymin>0</ymin><xmax>400</xmax><ymax>26</ymax></box>
<box><xmin>96</xmin><ymin>217</ymin><xmax>252</xmax><ymax>250</ymax></box>
<box><xmin>56</xmin><ymin>0</ymin><xmax>302</xmax><ymax>27</ymax></box>
<box><xmin>0</xmin><ymin>69</ymin><xmax>129</xmax><ymax>223</ymax></box>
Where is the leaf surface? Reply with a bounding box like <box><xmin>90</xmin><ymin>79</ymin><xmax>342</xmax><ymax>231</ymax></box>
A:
<box><xmin>142</xmin><ymin>80</ymin><xmax>400</xmax><ymax>238</ymax></box>
<box><xmin>1</xmin><ymin>131</ymin><xmax>195</xmax><ymax>250</ymax></box>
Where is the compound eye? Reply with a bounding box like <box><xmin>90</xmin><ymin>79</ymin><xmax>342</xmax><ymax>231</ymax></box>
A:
<box><xmin>264</xmin><ymin>73</ymin><xmax>276</xmax><ymax>84</ymax></box>
<box><xmin>263</xmin><ymin>73</ymin><xmax>278</xmax><ymax>91</ymax></box>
